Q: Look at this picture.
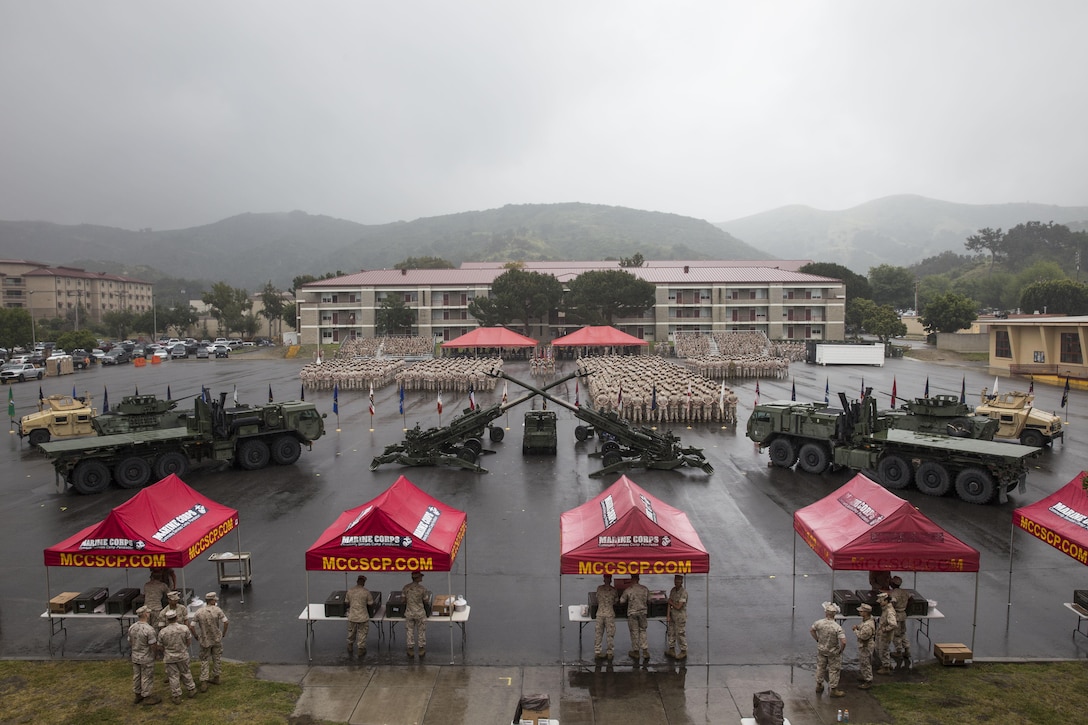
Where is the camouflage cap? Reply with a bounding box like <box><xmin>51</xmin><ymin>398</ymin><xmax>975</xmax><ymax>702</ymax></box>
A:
<box><xmin>205</xmin><ymin>591</ymin><xmax>218</xmax><ymax>600</ymax></box>
<box><xmin>166</xmin><ymin>590</ymin><xmax>181</xmax><ymax>600</ymax></box>
<box><xmin>822</xmin><ymin>601</ymin><xmax>840</xmax><ymax>614</ymax></box>
<box><xmin>136</xmin><ymin>605</ymin><xmax>149</xmax><ymax>615</ymax></box>
<box><xmin>164</xmin><ymin>609</ymin><xmax>178</xmax><ymax>619</ymax></box>
<box><xmin>858</xmin><ymin>603</ymin><xmax>873</xmax><ymax>614</ymax></box>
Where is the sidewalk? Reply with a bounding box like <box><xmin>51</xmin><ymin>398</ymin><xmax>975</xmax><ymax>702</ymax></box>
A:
<box><xmin>258</xmin><ymin>661</ymin><xmax>892</xmax><ymax>724</ymax></box>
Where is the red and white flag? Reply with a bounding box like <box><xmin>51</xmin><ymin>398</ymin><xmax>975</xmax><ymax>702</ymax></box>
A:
<box><xmin>891</xmin><ymin>377</ymin><xmax>897</xmax><ymax>408</ymax></box>
<box><xmin>575</xmin><ymin>381</ymin><xmax>581</xmax><ymax>409</ymax></box>
<box><xmin>437</xmin><ymin>391</ymin><xmax>443</xmax><ymax>414</ymax></box>
<box><xmin>755</xmin><ymin>380</ymin><xmax>760</xmax><ymax>406</ymax></box>
<box><xmin>368</xmin><ymin>383</ymin><xmax>375</xmax><ymax>416</ymax></box>
<box><xmin>501</xmin><ymin>382</ymin><xmax>508</xmax><ymax>404</ymax></box>
<box><xmin>468</xmin><ymin>384</ymin><xmax>476</xmax><ymax>411</ymax></box>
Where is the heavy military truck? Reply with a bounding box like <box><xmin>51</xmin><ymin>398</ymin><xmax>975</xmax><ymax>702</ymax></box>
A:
<box><xmin>884</xmin><ymin>394</ymin><xmax>999</xmax><ymax>440</ymax></box>
<box><xmin>746</xmin><ymin>388</ymin><xmax>1041</xmax><ymax>504</ymax></box>
<box><xmin>976</xmin><ymin>390</ymin><xmax>1064</xmax><ymax>447</ymax></box>
<box><xmin>39</xmin><ymin>392</ymin><xmax>326</xmax><ymax>494</ymax></box>
<box><xmin>522</xmin><ymin>410</ymin><xmax>558</xmax><ymax>454</ymax></box>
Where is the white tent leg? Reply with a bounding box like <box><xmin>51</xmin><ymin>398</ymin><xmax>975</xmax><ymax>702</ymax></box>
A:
<box><xmin>236</xmin><ymin>526</ymin><xmax>245</xmax><ymax>604</ymax></box>
<box><xmin>972</xmin><ymin>571</ymin><xmax>979</xmax><ymax>653</ymax></box>
<box><xmin>1006</xmin><ymin>521</ymin><xmax>1015</xmax><ymax>630</ymax></box>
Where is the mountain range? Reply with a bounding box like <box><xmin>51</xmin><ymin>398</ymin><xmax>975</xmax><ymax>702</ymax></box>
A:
<box><xmin>1</xmin><ymin>196</ymin><xmax>1086</xmax><ymax>290</ymax></box>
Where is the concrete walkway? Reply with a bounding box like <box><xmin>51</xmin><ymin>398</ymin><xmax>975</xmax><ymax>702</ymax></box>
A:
<box><xmin>258</xmin><ymin>661</ymin><xmax>893</xmax><ymax>724</ymax></box>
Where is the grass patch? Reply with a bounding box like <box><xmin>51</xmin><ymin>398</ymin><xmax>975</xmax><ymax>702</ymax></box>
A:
<box><xmin>874</xmin><ymin>661</ymin><xmax>1088</xmax><ymax>724</ymax></box>
<box><xmin>0</xmin><ymin>660</ymin><xmax>301</xmax><ymax>724</ymax></box>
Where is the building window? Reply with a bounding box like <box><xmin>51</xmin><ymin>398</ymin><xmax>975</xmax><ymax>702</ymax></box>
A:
<box><xmin>1060</xmin><ymin>332</ymin><xmax>1083</xmax><ymax>364</ymax></box>
<box><xmin>994</xmin><ymin>331</ymin><xmax>1012</xmax><ymax>358</ymax></box>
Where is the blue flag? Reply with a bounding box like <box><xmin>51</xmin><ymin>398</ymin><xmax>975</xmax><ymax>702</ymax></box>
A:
<box><xmin>72</xmin><ymin>385</ymin><xmax>77</xmax><ymax>398</ymax></box>
<box><xmin>102</xmin><ymin>387</ymin><xmax>110</xmax><ymax>413</ymax></box>
<box><xmin>134</xmin><ymin>385</ymin><xmax>139</xmax><ymax>396</ymax></box>
<box><xmin>651</xmin><ymin>383</ymin><xmax>658</xmax><ymax>411</ymax></box>
<box><xmin>201</xmin><ymin>386</ymin><xmax>209</xmax><ymax>403</ymax></box>
<box><xmin>791</xmin><ymin>380</ymin><xmax>796</xmax><ymax>401</ymax></box>
<box><xmin>300</xmin><ymin>383</ymin><xmax>305</xmax><ymax>402</ymax></box>
<box><xmin>166</xmin><ymin>385</ymin><xmax>172</xmax><ymax>401</ymax></box>
<box><xmin>269</xmin><ymin>384</ymin><xmax>274</xmax><ymax>403</ymax></box>
<box><xmin>38</xmin><ymin>385</ymin><xmax>43</xmax><ymax>402</ymax></box>
<box><xmin>959</xmin><ymin>376</ymin><xmax>966</xmax><ymax>404</ymax></box>
<box><xmin>333</xmin><ymin>383</ymin><xmax>339</xmax><ymax>415</ymax></box>
<box><xmin>824</xmin><ymin>378</ymin><xmax>829</xmax><ymax>405</ymax></box>
<box><xmin>924</xmin><ymin>377</ymin><xmax>930</xmax><ymax>397</ymax></box>
<box><xmin>398</xmin><ymin>383</ymin><xmax>405</xmax><ymax>414</ymax></box>
<box><xmin>1061</xmin><ymin>377</ymin><xmax>1070</xmax><ymax>408</ymax></box>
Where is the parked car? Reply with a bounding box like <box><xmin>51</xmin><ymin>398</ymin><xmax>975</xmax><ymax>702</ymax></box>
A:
<box><xmin>10</xmin><ymin>354</ymin><xmax>32</xmax><ymax>365</ymax></box>
<box><xmin>212</xmin><ymin>344</ymin><xmax>230</xmax><ymax>358</ymax></box>
<box><xmin>101</xmin><ymin>349</ymin><xmax>131</xmax><ymax>365</ymax></box>
<box><xmin>90</xmin><ymin>348</ymin><xmax>107</xmax><ymax>361</ymax></box>
<box><xmin>70</xmin><ymin>349</ymin><xmax>93</xmax><ymax>369</ymax></box>
<box><xmin>169</xmin><ymin>344</ymin><xmax>188</xmax><ymax>359</ymax></box>
<box><xmin>195</xmin><ymin>346</ymin><xmax>210</xmax><ymax>359</ymax></box>
<box><xmin>1</xmin><ymin>363</ymin><xmax>44</xmax><ymax>382</ymax></box>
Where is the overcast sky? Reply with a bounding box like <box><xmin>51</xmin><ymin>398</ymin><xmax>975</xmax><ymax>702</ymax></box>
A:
<box><xmin>1</xmin><ymin>1</ymin><xmax>1086</xmax><ymax>231</ymax></box>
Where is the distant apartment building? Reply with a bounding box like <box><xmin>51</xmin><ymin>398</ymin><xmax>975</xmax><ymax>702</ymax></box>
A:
<box><xmin>0</xmin><ymin>259</ymin><xmax>152</xmax><ymax>327</ymax></box>
<box><xmin>296</xmin><ymin>260</ymin><xmax>846</xmax><ymax>347</ymax></box>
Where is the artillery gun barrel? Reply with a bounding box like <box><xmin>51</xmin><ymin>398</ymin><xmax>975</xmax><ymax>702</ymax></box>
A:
<box><xmin>492</xmin><ymin>370</ymin><xmax>582</xmax><ymax>413</ymax></box>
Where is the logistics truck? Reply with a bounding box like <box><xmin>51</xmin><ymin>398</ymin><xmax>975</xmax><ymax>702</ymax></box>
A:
<box><xmin>39</xmin><ymin>392</ymin><xmax>326</xmax><ymax>494</ymax></box>
<box><xmin>746</xmin><ymin>388</ymin><xmax>1041</xmax><ymax>504</ymax></box>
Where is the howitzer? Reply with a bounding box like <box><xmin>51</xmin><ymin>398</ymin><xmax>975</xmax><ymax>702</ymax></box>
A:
<box><xmin>369</xmin><ymin>372</ymin><xmax>577</xmax><ymax>472</ymax></box>
<box><xmin>492</xmin><ymin>371</ymin><xmax>714</xmax><ymax>478</ymax></box>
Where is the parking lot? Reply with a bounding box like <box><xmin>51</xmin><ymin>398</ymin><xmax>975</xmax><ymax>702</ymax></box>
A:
<box><xmin>2</xmin><ymin>352</ymin><xmax>1087</xmax><ymax>669</ymax></box>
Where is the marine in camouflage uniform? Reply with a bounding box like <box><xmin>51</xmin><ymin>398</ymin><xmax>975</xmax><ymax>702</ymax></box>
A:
<box><xmin>190</xmin><ymin>591</ymin><xmax>229</xmax><ymax>691</ymax></box>
<box><xmin>810</xmin><ymin>602</ymin><xmax>846</xmax><ymax>697</ymax></box>
<box><xmin>593</xmin><ymin>574</ymin><xmax>618</xmax><ymax>659</ymax></box>
<box><xmin>888</xmin><ymin>576</ymin><xmax>912</xmax><ymax>667</ymax></box>
<box><xmin>851</xmin><ymin>603</ymin><xmax>876</xmax><ymax>689</ymax></box>
<box><xmin>403</xmin><ymin>571</ymin><xmax>428</xmax><ymax>657</ymax></box>
<box><xmin>876</xmin><ymin>592</ymin><xmax>899</xmax><ymax>674</ymax></box>
<box><xmin>345</xmin><ymin>575</ymin><xmax>375</xmax><ymax>657</ymax></box>
<box><xmin>666</xmin><ymin>574</ymin><xmax>688</xmax><ymax>659</ymax></box>
<box><xmin>142</xmin><ymin>572</ymin><xmax>169</xmax><ymax>633</ymax></box>
<box><xmin>159</xmin><ymin>610</ymin><xmax>197</xmax><ymax>703</ymax></box>
<box><xmin>619</xmin><ymin>573</ymin><xmax>650</xmax><ymax>661</ymax></box>
<box><xmin>158</xmin><ymin>591</ymin><xmax>186</xmax><ymax>630</ymax></box>
<box><xmin>128</xmin><ymin>606</ymin><xmax>160</xmax><ymax>705</ymax></box>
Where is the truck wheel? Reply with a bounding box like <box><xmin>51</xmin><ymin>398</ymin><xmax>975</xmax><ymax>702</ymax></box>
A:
<box><xmin>1019</xmin><ymin>429</ymin><xmax>1045</xmax><ymax>447</ymax></box>
<box><xmin>457</xmin><ymin>447</ymin><xmax>478</xmax><ymax>464</ymax></box>
<box><xmin>602</xmin><ymin>450</ymin><xmax>623</xmax><ymax>468</ymax></box>
<box><xmin>602</xmin><ymin>440</ymin><xmax>621</xmax><ymax>454</ymax></box>
<box><xmin>72</xmin><ymin>460</ymin><xmax>111</xmax><ymax>494</ymax></box>
<box><xmin>270</xmin><ymin>435</ymin><xmax>302</xmax><ymax>465</ymax></box>
<box><xmin>575</xmin><ymin>426</ymin><xmax>590</xmax><ymax>442</ymax></box>
<box><xmin>877</xmin><ymin>455</ymin><xmax>913</xmax><ymax>489</ymax></box>
<box><xmin>115</xmin><ymin>457</ymin><xmax>151</xmax><ymax>488</ymax></box>
<box><xmin>154</xmin><ymin>451</ymin><xmax>190</xmax><ymax>479</ymax></box>
<box><xmin>797</xmin><ymin>443</ymin><xmax>830</xmax><ymax>474</ymax></box>
<box><xmin>238</xmin><ymin>439</ymin><xmax>271</xmax><ymax>470</ymax></box>
<box><xmin>915</xmin><ymin>461</ymin><xmax>952</xmax><ymax>496</ymax></box>
<box><xmin>28</xmin><ymin>429</ymin><xmax>50</xmax><ymax>446</ymax></box>
<box><xmin>955</xmin><ymin>467</ymin><xmax>996</xmax><ymax>504</ymax></box>
<box><xmin>767</xmin><ymin>438</ymin><xmax>798</xmax><ymax>468</ymax></box>
<box><xmin>489</xmin><ymin>426</ymin><xmax>505</xmax><ymax>442</ymax></box>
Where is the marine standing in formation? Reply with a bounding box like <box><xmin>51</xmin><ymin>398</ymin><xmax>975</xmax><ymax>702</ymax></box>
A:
<box><xmin>345</xmin><ymin>575</ymin><xmax>375</xmax><ymax>657</ymax></box>
<box><xmin>593</xmin><ymin>574</ymin><xmax>617</xmax><ymax>660</ymax></box>
<box><xmin>403</xmin><ymin>571</ymin><xmax>428</xmax><ymax>657</ymax></box>
<box><xmin>619</xmin><ymin>573</ymin><xmax>650</xmax><ymax>662</ymax></box>
<box><xmin>128</xmin><ymin>606</ymin><xmax>161</xmax><ymax>706</ymax></box>
<box><xmin>852</xmin><ymin>603</ymin><xmax>876</xmax><ymax>689</ymax></box>
<box><xmin>665</xmin><ymin>574</ymin><xmax>688</xmax><ymax>660</ymax></box>
<box><xmin>159</xmin><ymin>609</ymin><xmax>198</xmax><ymax>704</ymax></box>
<box><xmin>875</xmin><ymin>592</ymin><xmax>899</xmax><ymax>675</ymax></box>
<box><xmin>811</xmin><ymin>602</ymin><xmax>846</xmax><ymax>698</ymax></box>
<box><xmin>191</xmin><ymin>591</ymin><xmax>229</xmax><ymax>691</ymax></box>
<box><xmin>888</xmin><ymin>576</ymin><xmax>911</xmax><ymax>668</ymax></box>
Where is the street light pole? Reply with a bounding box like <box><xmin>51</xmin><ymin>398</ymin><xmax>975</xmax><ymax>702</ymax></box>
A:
<box><xmin>26</xmin><ymin>290</ymin><xmax>36</xmax><ymax>350</ymax></box>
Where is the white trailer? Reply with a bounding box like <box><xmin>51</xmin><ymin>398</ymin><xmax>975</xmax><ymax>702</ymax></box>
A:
<box><xmin>809</xmin><ymin>343</ymin><xmax>885</xmax><ymax>366</ymax></box>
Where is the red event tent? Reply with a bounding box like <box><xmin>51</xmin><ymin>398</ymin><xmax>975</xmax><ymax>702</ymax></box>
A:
<box><xmin>44</xmin><ymin>474</ymin><xmax>243</xmax><ymax>602</ymax></box>
<box><xmin>550</xmin><ymin>325</ymin><xmax>648</xmax><ymax>349</ymax></box>
<box><xmin>1008</xmin><ymin>472</ymin><xmax>1088</xmax><ymax>620</ymax></box>
<box><xmin>440</xmin><ymin>327</ymin><xmax>538</xmax><ymax>349</ymax></box>
<box><xmin>793</xmin><ymin>473</ymin><xmax>981</xmax><ymax>648</ymax></box>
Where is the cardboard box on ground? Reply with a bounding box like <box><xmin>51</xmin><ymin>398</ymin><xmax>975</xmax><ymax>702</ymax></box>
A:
<box><xmin>513</xmin><ymin>694</ymin><xmax>550</xmax><ymax>725</ymax></box>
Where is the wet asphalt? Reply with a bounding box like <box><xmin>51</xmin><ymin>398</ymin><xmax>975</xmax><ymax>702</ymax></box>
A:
<box><xmin>3</xmin><ymin>351</ymin><xmax>1087</xmax><ymax>722</ymax></box>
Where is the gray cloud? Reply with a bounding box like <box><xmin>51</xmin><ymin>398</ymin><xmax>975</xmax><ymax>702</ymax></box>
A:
<box><xmin>1</xmin><ymin>0</ymin><xmax>1085</xmax><ymax>231</ymax></box>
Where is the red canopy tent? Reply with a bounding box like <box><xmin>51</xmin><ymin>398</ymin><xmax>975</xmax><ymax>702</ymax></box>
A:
<box><xmin>793</xmin><ymin>473</ymin><xmax>981</xmax><ymax>647</ymax></box>
<box><xmin>44</xmin><ymin>474</ymin><xmax>244</xmax><ymax>601</ymax></box>
<box><xmin>559</xmin><ymin>475</ymin><xmax>709</xmax><ymax>662</ymax></box>
<box><xmin>550</xmin><ymin>326</ymin><xmax>648</xmax><ymax>349</ymax></box>
<box><xmin>305</xmin><ymin>475</ymin><xmax>467</xmax><ymax>661</ymax></box>
<box><xmin>1008</xmin><ymin>472</ymin><xmax>1088</xmax><ymax>622</ymax></box>
<box><xmin>440</xmin><ymin>327</ymin><xmax>538</xmax><ymax>349</ymax></box>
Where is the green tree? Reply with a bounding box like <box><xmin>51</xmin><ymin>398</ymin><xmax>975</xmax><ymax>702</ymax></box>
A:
<box><xmin>466</xmin><ymin>295</ymin><xmax>509</xmax><ymax>328</ymax></box>
<box><xmin>240</xmin><ymin>313</ymin><xmax>261</xmax><ymax>339</ymax></box>
<box><xmin>102</xmin><ymin>309</ymin><xmax>136</xmax><ymax>341</ymax></box>
<box><xmin>469</xmin><ymin>268</ymin><xmax>562</xmax><ymax>334</ymax></box>
<box><xmin>281</xmin><ymin>302</ymin><xmax>298</xmax><ymax>331</ymax></box>
<box><xmin>394</xmin><ymin>257</ymin><xmax>455</xmax><ymax>270</ymax></box>
<box><xmin>860</xmin><ymin>303</ymin><xmax>907</xmax><ymax>343</ymax></box>
<box><xmin>376</xmin><ymin>295</ymin><xmax>416</xmax><ymax>335</ymax></box>
<box><xmin>564</xmin><ymin>270</ymin><xmax>655</xmax><ymax>325</ymax></box>
<box><xmin>964</xmin><ymin>227</ymin><xmax>1006</xmax><ymax>275</ymax></box>
<box><xmin>0</xmin><ymin>308</ymin><xmax>33</xmax><ymax>350</ymax></box>
<box><xmin>258</xmin><ymin>282</ymin><xmax>286</xmax><ymax>339</ymax></box>
<box><xmin>56</xmin><ymin>330</ymin><xmax>98</xmax><ymax>353</ymax></box>
<box><xmin>1003</xmin><ymin>221</ymin><xmax>1074</xmax><ymax>266</ymax></box>
<box><xmin>799</xmin><ymin>262</ymin><xmax>872</xmax><ymax>301</ymax></box>
<box><xmin>1019</xmin><ymin>279</ymin><xmax>1088</xmax><ymax>315</ymax></box>
<box><xmin>920</xmin><ymin>293</ymin><xmax>978</xmax><ymax>333</ymax></box>
<box><xmin>201</xmin><ymin>283</ymin><xmax>253</xmax><ymax>337</ymax></box>
<box><xmin>869</xmin><ymin>264</ymin><xmax>916</xmax><ymax>310</ymax></box>
<box><xmin>162</xmin><ymin>303</ymin><xmax>200</xmax><ymax>338</ymax></box>
<box><xmin>619</xmin><ymin>252</ymin><xmax>645</xmax><ymax>268</ymax></box>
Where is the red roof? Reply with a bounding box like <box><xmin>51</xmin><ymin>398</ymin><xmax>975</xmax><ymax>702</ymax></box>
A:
<box><xmin>1013</xmin><ymin>472</ymin><xmax>1088</xmax><ymax>567</ymax></box>
<box><xmin>305</xmin><ymin>476</ymin><xmax>467</xmax><ymax>572</ymax></box>
<box><xmin>44</xmin><ymin>474</ymin><xmax>239</xmax><ymax>568</ymax></box>
<box><xmin>560</xmin><ymin>475</ymin><xmax>709</xmax><ymax>574</ymax></box>
<box><xmin>794</xmin><ymin>473</ymin><xmax>979</xmax><ymax>572</ymax></box>
<box><xmin>550</xmin><ymin>326</ymin><xmax>648</xmax><ymax>347</ymax></box>
<box><xmin>441</xmin><ymin>327</ymin><xmax>538</xmax><ymax>348</ymax></box>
